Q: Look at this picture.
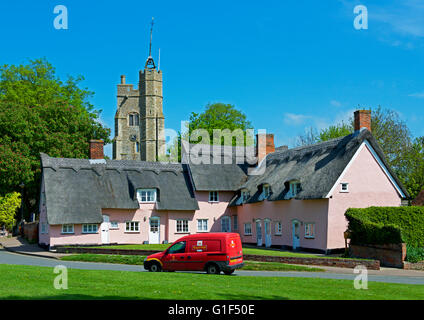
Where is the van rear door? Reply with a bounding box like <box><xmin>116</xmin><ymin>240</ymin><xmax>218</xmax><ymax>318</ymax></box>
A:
<box><xmin>227</xmin><ymin>234</ymin><xmax>243</xmax><ymax>265</ymax></box>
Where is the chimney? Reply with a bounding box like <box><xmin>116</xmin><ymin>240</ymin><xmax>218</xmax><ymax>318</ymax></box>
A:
<box><xmin>256</xmin><ymin>133</ymin><xmax>275</xmax><ymax>163</ymax></box>
<box><xmin>120</xmin><ymin>75</ymin><xmax>126</xmax><ymax>85</ymax></box>
<box><xmin>89</xmin><ymin>140</ymin><xmax>104</xmax><ymax>159</ymax></box>
<box><xmin>354</xmin><ymin>110</ymin><xmax>371</xmax><ymax>132</ymax></box>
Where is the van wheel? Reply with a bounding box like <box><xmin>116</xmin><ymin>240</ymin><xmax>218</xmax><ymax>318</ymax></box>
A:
<box><xmin>223</xmin><ymin>270</ymin><xmax>235</xmax><ymax>275</ymax></box>
<box><xmin>206</xmin><ymin>263</ymin><xmax>220</xmax><ymax>275</ymax></box>
<box><xmin>149</xmin><ymin>262</ymin><xmax>162</xmax><ymax>272</ymax></box>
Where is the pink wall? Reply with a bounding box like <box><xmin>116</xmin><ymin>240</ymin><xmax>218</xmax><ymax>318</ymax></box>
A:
<box><xmin>236</xmin><ymin>199</ymin><xmax>329</xmax><ymax>250</ymax></box>
<box><xmin>327</xmin><ymin>143</ymin><xmax>402</xmax><ymax>249</ymax></box>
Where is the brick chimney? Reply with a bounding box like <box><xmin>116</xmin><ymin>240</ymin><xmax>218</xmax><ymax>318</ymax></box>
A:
<box><xmin>256</xmin><ymin>133</ymin><xmax>275</xmax><ymax>163</ymax></box>
<box><xmin>89</xmin><ymin>140</ymin><xmax>104</xmax><ymax>159</ymax></box>
<box><xmin>354</xmin><ymin>110</ymin><xmax>371</xmax><ymax>132</ymax></box>
<box><xmin>120</xmin><ymin>75</ymin><xmax>126</xmax><ymax>85</ymax></box>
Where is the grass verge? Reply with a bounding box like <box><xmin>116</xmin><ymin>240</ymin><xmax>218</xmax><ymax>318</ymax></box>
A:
<box><xmin>0</xmin><ymin>264</ymin><xmax>423</xmax><ymax>300</ymax></box>
<box><xmin>60</xmin><ymin>254</ymin><xmax>324</xmax><ymax>272</ymax></box>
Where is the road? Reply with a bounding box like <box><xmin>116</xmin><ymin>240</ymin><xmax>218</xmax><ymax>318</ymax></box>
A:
<box><xmin>1</xmin><ymin>248</ymin><xmax>424</xmax><ymax>285</ymax></box>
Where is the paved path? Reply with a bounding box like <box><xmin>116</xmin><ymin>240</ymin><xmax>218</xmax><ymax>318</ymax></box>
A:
<box><xmin>1</xmin><ymin>248</ymin><xmax>423</xmax><ymax>285</ymax></box>
<box><xmin>0</xmin><ymin>236</ymin><xmax>68</xmax><ymax>259</ymax></box>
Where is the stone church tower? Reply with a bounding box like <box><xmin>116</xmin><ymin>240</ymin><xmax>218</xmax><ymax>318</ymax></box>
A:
<box><xmin>112</xmin><ymin>20</ymin><xmax>165</xmax><ymax>161</ymax></box>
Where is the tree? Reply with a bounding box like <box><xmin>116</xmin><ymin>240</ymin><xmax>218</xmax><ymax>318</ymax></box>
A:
<box><xmin>0</xmin><ymin>59</ymin><xmax>111</xmax><ymax>218</ymax></box>
<box><xmin>0</xmin><ymin>192</ymin><xmax>21</xmax><ymax>230</ymax></box>
<box><xmin>188</xmin><ymin>103</ymin><xmax>253</xmax><ymax>146</ymax></box>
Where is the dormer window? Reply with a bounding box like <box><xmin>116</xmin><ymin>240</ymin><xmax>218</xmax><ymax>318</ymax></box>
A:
<box><xmin>263</xmin><ymin>185</ymin><xmax>270</xmax><ymax>198</ymax></box>
<box><xmin>137</xmin><ymin>189</ymin><xmax>157</xmax><ymax>203</ymax></box>
<box><xmin>289</xmin><ymin>181</ymin><xmax>301</xmax><ymax>197</ymax></box>
<box><xmin>241</xmin><ymin>189</ymin><xmax>249</xmax><ymax>203</ymax></box>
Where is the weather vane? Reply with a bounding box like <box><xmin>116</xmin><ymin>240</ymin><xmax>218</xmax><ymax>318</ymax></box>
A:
<box><xmin>145</xmin><ymin>17</ymin><xmax>156</xmax><ymax>69</ymax></box>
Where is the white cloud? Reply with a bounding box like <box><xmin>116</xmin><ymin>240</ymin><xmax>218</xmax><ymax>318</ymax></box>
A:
<box><xmin>330</xmin><ymin>100</ymin><xmax>342</xmax><ymax>107</ymax></box>
<box><xmin>283</xmin><ymin>113</ymin><xmax>312</xmax><ymax>125</ymax></box>
<box><xmin>408</xmin><ymin>92</ymin><xmax>424</xmax><ymax>98</ymax></box>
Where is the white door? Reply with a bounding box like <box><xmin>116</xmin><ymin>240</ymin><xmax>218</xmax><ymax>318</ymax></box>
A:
<box><xmin>292</xmin><ymin>220</ymin><xmax>300</xmax><ymax>250</ymax></box>
<box><xmin>256</xmin><ymin>220</ymin><xmax>262</xmax><ymax>246</ymax></box>
<box><xmin>101</xmin><ymin>215</ymin><xmax>110</xmax><ymax>244</ymax></box>
<box><xmin>149</xmin><ymin>217</ymin><xmax>160</xmax><ymax>244</ymax></box>
<box><xmin>264</xmin><ymin>219</ymin><xmax>272</xmax><ymax>248</ymax></box>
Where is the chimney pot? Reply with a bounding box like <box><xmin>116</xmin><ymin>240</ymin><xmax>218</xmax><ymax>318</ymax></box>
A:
<box><xmin>89</xmin><ymin>140</ymin><xmax>104</xmax><ymax>159</ymax></box>
<box><xmin>354</xmin><ymin>110</ymin><xmax>371</xmax><ymax>132</ymax></box>
<box><xmin>120</xmin><ymin>75</ymin><xmax>126</xmax><ymax>85</ymax></box>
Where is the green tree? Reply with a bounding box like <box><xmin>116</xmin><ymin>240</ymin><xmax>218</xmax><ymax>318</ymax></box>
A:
<box><xmin>188</xmin><ymin>103</ymin><xmax>253</xmax><ymax>146</ymax></box>
<box><xmin>0</xmin><ymin>192</ymin><xmax>21</xmax><ymax>230</ymax></box>
<box><xmin>0</xmin><ymin>59</ymin><xmax>111</xmax><ymax>218</ymax></box>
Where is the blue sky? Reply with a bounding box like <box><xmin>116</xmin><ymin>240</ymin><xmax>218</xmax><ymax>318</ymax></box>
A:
<box><xmin>1</xmin><ymin>0</ymin><xmax>424</xmax><ymax>157</ymax></box>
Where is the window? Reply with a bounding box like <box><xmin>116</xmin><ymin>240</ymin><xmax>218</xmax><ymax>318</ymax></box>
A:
<box><xmin>125</xmin><ymin>221</ymin><xmax>140</xmax><ymax>232</ymax></box>
<box><xmin>209</xmin><ymin>191</ymin><xmax>219</xmax><ymax>202</ymax></box>
<box><xmin>263</xmin><ymin>185</ymin><xmax>270</xmax><ymax>198</ymax></box>
<box><xmin>137</xmin><ymin>189</ymin><xmax>157</xmax><ymax>203</ymax></box>
<box><xmin>244</xmin><ymin>223</ymin><xmax>252</xmax><ymax>235</ymax></box>
<box><xmin>61</xmin><ymin>224</ymin><xmax>74</xmax><ymax>234</ymax></box>
<box><xmin>305</xmin><ymin>223</ymin><xmax>316</xmax><ymax>239</ymax></box>
<box><xmin>289</xmin><ymin>181</ymin><xmax>301</xmax><ymax>197</ymax></box>
<box><xmin>221</xmin><ymin>216</ymin><xmax>231</xmax><ymax>232</ymax></box>
<box><xmin>241</xmin><ymin>190</ymin><xmax>249</xmax><ymax>203</ymax></box>
<box><xmin>168</xmin><ymin>241</ymin><xmax>186</xmax><ymax>254</ymax></box>
<box><xmin>232</xmin><ymin>215</ymin><xmax>238</xmax><ymax>231</ymax></box>
<box><xmin>110</xmin><ymin>221</ymin><xmax>119</xmax><ymax>229</ymax></box>
<box><xmin>82</xmin><ymin>224</ymin><xmax>98</xmax><ymax>234</ymax></box>
<box><xmin>176</xmin><ymin>219</ymin><xmax>189</xmax><ymax>233</ymax></box>
<box><xmin>41</xmin><ymin>223</ymin><xmax>47</xmax><ymax>234</ymax></box>
<box><xmin>275</xmin><ymin>221</ymin><xmax>282</xmax><ymax>235</ymax></box>
<box><xmin>129</xmin><ymin>113</ymin><xmax>139</xmax><ymax>126</ymax></box>
<box><xmin>197</xmin><ymin>219</ymin><xmax>208</xmax><ymax>232</ymax></box>
<box><xmin>135</xmin><ymin>142</ymin><xmax>140</xmax><ymax>153</ymax></box>
<box><xmin>340</xmin><ymin>183</ymin><xmax>349</xmax><ymax>192</ymax></box>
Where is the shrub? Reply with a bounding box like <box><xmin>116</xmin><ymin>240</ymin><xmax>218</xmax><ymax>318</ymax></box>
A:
<box><xmin>345</xmin><ymin>206</ymin><xmax>424</xmax><ymax>246</ymax></box>
<box><xmin>406</xmin><ymin>245</ymin><xmax>424</xmax><ymax>263</ymax></box>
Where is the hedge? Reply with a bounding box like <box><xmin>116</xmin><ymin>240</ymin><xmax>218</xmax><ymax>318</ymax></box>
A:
<box><xmin>345</xmin><ymin>206</ymin><xmax>424</xmax><ymax>247</ymax></box>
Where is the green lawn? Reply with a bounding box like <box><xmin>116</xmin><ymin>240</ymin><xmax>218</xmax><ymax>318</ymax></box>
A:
<box><xmin>85</xmin><ymin>244</ymin><xmax>359</xmax><ymax>260</ymax></box>
<box><xmin>60</xmin><ymin>254</ymin><xmax>324</xmax><ymax>272</ymax></box>
<box><xmin>0</xmin><ymin>264</ymin><xmax>422</xmax><ymax>300</ymax></box>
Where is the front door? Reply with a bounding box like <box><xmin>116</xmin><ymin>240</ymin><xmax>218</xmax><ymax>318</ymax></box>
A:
<box><xmin>292</xmin><ymin>220</ymin><xmax>300</xmax><ymax>250</ymax></box>
<box><xmin>256</xmin><ymin>220</ymin><xmax>262</xmax><ymax>246</ymax></box>
<box><xmin>101</xmin><ymin>215</ymin><xmax>110</xmax><ymax>244</ymax></box>
<box><xmin>149</xmin><ymin>217</ymin><xmax>160</xmax><ymax>244</ymax></box>
<box><xmin>264</xmin><ymin>219</ymin><xmax>271</xmax><ymax>248</ymax></box>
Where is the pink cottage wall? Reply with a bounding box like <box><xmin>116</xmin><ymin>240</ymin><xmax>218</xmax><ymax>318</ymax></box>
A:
<box><xmin>236</xmin><ymin>199</ymin><xmax>329</xmax><ymax>250</ymax></box>
<box><xmin>44</xmin><ymin>191</ymin><xmax>236</xmax><ymax>246</ymax></box>
<box><xmin>327</xmin><ymin>142</ymin><xmax>403</xmax><ymax>249</ymax></box>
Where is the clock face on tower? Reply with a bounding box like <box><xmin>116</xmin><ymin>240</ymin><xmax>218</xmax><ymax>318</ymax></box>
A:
<box><xmin>129</xmin><ymin>134</ymin><xmax>137</xmax><ymax>142</ymax></box>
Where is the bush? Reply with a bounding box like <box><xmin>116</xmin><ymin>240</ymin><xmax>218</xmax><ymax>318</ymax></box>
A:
<box><xmin>345</xmin><ymin>206</ymin><xmax>424</xmax><ymax>246</ymax></box>
<box><xmin>406</xmin><ymin>245</ymin><xmax>424</xmax><ymax>263</ymax></box>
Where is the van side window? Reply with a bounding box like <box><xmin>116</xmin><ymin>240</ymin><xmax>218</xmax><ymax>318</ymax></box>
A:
<box><xmin>168</xmin><ymin>241</ymin><xmax>186</xmax><ymax>254</ymax></box>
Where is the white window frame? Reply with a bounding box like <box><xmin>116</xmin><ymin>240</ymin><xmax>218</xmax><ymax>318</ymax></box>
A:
<box><xmin>176</xmin><ymin>219</ymin><xmax>189</xmax><ymax>233</ymax></box>
<box><xmin>275</xmin><ymin>221</ymin><xmax>282</xmax><ymax>235</ymax></box>
<box><xmin>82</xmin><ymin>224</ymin><xmax>98</xmax><ymax>234</ymax></box>
<box><xmin>209</xmin><ymin>191</ymin><xmax>219</xmax><ymax>203</ymax></box>
<box><xmin>125</xmin><ymin>221</ymin><xmax>140</xmax><ymax>233</ymax></box>
<box><xmin>197</xmin><ymin>219</ymin><xmax>208</xmax><ymax>232</ymax></box>
<box><xmin>304</xmin><ymin>223</ymin><xmax>316</xmax><ymax>239</ymax></box>
<box><xmin>110</xmin><ymin>221</ymin><xmax>119</xmax><ymax>229</ymax></box>
<box><xmin>137</xmin><ymin>189</ymin><xmax>157</xmax><ymax>203</ymax></box>
<box><xmin>61</xmin><ymin>224</ymin><xmax>74</xmax><ymax>234</ymax></box>
<box><xmin>244</xmin><ymin>223</ymin><xmax>252</xmax><ymax>235</ymax></box>
<box><xmin>340</xmin><ymin>183</ymin><xmax>349</xmax><ymax>193</ymax></box>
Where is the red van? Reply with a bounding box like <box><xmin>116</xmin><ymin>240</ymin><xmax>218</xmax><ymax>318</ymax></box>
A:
<box><xmin>143</xmin><ymin>233</ymin><xmax>244</xmax><ymax>275</ymax></box>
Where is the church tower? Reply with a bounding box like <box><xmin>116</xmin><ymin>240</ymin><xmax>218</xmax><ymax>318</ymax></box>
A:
<box><xmin>112</xmin><ymin>18</ymin><xmax>165</xmax><ymax>161</ymax></box>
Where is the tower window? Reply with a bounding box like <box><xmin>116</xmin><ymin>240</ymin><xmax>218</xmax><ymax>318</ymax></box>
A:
<box><xmin>135</xmin><ymin>142</ymin><xmax>140</xmax><ymax>153</ymax></box>
<box><xmin>129</xmin><ymin>113</ymin><xmax>139</xmax><ymax>126</ymax></box>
